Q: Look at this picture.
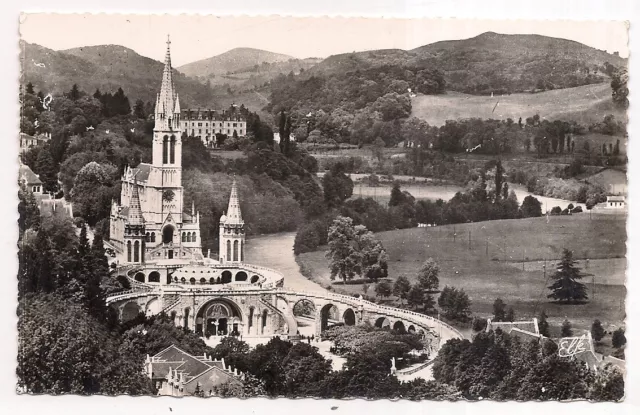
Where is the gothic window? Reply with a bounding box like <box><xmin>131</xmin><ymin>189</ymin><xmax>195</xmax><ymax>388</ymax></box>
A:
<box><xmin>182</xmin><ymin>233</ymin><xmax>186</xmax><ymax>243</ymax></box>
<box><xmin>192</xmin><ymin>233</ymin><xmax>197</xmax><ymax>243</ymax></box>
<box><xmin>226</xmin><ymin>240</ymin><xmax>231</xmax><ymax>260</ymax></box>
<box><xmin>170</xmin><ymin>136</ymin><xmax>176</xmax><ymax>164</ymax></box>
<box><xmin>187</xmin><ymin>233</ymin><xmax>192</xmax><ymax>243</ymax></box>
<box><xmin>162</xmin><ymin>135</ymin><xmax>169</xmax><ymax>164</ymax></box>
<box><xmin>134</xmin><ymin>240</ymin><xmax>140</xmax><ymax>262</ymax></box>
<box><xmin>127</xmin><ymin>241</ymin><xmax>132</xmax><ymax>262</ymax></box>
<box><xmin>151</xmin><ymin>232</ymin><xmax>156</xmax><ymax>243</ymax></box>
<box><xmin>233</xmin><ymin>240</ymin><xmax>239</xmax><ymax>262</ymax></box>
<box><xmin>146</xmin><ymin>232</ymin><xmax>150</xmax><ymax>242</ymax></box>
<box><xmin>240</xmin><ymin>241</ymin><xmax>244</xmax><ymax>262</ymax></box>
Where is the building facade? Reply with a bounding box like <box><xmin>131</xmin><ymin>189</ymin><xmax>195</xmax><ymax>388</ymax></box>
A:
<box><xmin>110</xmin><ymin>37</ymin><xmax>202</xmax><ymax>264</ymax></box>
<box><xmin>180</xmin><ymin>108</ymin><xmax>246</xmax><ymax>147</ymax></box>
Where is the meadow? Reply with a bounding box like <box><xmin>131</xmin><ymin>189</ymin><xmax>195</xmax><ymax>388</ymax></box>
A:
<box><xmin>296</xmin><ymin>213</ymin><xmax>626</xmax><ymax>334</ymax></box>
<box><xmin>411</xmin><ymin>82</ymin><xmax>626</xmax><ymax>127</ymax></box>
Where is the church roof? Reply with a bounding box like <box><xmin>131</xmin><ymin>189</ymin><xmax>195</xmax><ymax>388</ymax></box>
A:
<box><xmin>19</xmin><ymin>164</ymin><xmax>42</xmax><ymax>185</ymax></box>
<box><xmin>151</xmin><ymin>345</ymin><xmax>229</xmax><ymax>383</ymax></box>
<box><xmin>125</xmin><ymin>163</ymin><xmax>151</xmax><ymax>183</ymax></box>
<box><xmin>222</xmin><ymin>179</ymin><xmax>243</xmax><ymax>225</ymax></box>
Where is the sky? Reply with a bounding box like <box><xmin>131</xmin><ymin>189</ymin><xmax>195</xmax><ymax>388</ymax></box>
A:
<box><xmin>20</xmin><ymin>14</ymin><xmax>629</xmax><ymax>67</ymax></box>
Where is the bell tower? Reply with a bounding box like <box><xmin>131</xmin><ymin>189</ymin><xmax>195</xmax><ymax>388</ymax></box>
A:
<box><xmin>148</xmin><ymin>34</ymin><xmax>183</xmax><ymax>224</ymax></box>
<box><xmin>219</xmin><ymin>180</ymin><xmax>245</xmax><ymax>264</ymax></box>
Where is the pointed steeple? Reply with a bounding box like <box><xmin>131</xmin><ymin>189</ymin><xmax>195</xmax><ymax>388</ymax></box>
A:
<box><xmin>157</xmin><ymin>34</ymin><xmax>176</xmax><ymax>120</ymax></box>
<box><xmin>225</xmin><ymin>179</ymin><xmax>243</xmax><ymax>225</ymax></box>
<box><xmin>128</xmin><ymin>176</ymin><xmax>145</xmax><ymax>226</ymax></box>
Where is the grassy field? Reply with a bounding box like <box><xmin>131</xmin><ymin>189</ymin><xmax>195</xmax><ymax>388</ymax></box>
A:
<box><xmin>297</xmin><ymin>214</ymin><xmax>626</xmax><ymax>334</ymax></box>
<box><xmin>411</xmin><ymin>83</ymin><xmax>627</xmax><ymax>126</ymax></box>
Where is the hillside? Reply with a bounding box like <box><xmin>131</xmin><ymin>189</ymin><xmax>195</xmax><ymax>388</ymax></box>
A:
<box><xmin>178</xmin><ymin>47</ymin><xmax>295</xmax><ymax>79</ymax></box>
<box><xmin>304</xmin><ymin>32</ymin><xmax>626</xmax><ymax>95</ymax></box>
<box><xmin>413</xmin><ymin>32</ymin><xmax>627</xmax><ymax>94</ymax></box>
<box><xmin>20</xmin><ymin>41</ymin><xmax>217</xmax><ymax>108</ymax></box>
<box><xmin>411</xmin><ymin>82</ymin><xmax>627</xmax><ymax>126</ymax></box>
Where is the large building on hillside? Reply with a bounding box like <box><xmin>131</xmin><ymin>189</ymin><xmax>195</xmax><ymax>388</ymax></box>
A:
<box><xmin>110</xmin><ymin>36</ymin><xmax>202</xmax><ymax>264</ymax></box>
<box><xmin>180</xmin><ymin>108</ymin><xmax>246</xmax><ymax>147</ymax></box>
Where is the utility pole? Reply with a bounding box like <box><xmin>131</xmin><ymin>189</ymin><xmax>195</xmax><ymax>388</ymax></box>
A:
<box><xmin>453</xmin><ymin>225</ymin><xmax>456</xmax><ymax>243</ymax></box>
<box><xmin>468</xmin><ymin>230</ymin><xmax>471</xmax><ymax>250</ymax></box>
<box><xmin>522</xmin><ymin>248</ymin><xmax>525</xmax><ymax>271</ymax></box>
<box><xmin>486</xmin><ymin>238</ymin><xmax>489</xmax><ymax>256</ymax></box>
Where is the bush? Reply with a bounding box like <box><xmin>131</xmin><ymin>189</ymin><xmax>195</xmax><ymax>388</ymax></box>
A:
<box><xmin>572</xmin><ymin>206</ymin><xmax>583</xmax><ymax>213</ymax></box>
<box><xmin>117</xmin><ymin>275</ymin><xmax>131</xmax><ymax>289</ymax></box>
<box><xmin>472</xmin><ymin>317</ymin><xmax>488</xmax><ymax>332</ymax></box>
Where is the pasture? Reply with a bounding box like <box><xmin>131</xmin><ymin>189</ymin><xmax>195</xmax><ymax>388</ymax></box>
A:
<box><xmin>297</xmin><ymin>214</ymin><xmax>626</xmax><ymax>333</ymax></box>
<box><xmin>411</xmin><ymin>82</ymin><xmax>627</xmax><ymax>127</ymax></box>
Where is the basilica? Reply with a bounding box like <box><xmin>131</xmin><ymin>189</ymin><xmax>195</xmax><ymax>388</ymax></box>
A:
<box><xmin>110</xmin><ymin>37</ymin><xmax>203</xmax><ymax>265</ymax></box>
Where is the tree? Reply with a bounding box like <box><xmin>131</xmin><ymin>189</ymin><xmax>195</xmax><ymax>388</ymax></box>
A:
<box><xmin>18</xmin><ymin>182</ymin><xmax>41</xmax><ymax>234</ymax></box>
<box><xmin>520</xmin><ymin>195</ymin><xmax>542</xmax><ymax>218</ymax></box>
<box><xmin>35</xmin><ymin>145</ymin><xmax>59</xmax><ymax>193</ymax></box>
<box><xmin>438</xmin><ymin>286</ymin><xmax>471</xmax><ymax>321</ymax></box>
<box><xmin>326</xmin><ymin>216</ymin><xmax>386</xmax><ymax>284</ymax></box>
<box><xmin>133</xmin><ymin>99</ymin><xmax>146</xmax><ymax>119</ymax></box>
<box><xmin>611</xmin><ymin>328</ymin><xmax>626</xmax><ymax>349</ymax></box>
<box><xmin>407</xmin><ymin>285</ymin><xmax>424</xmax><ymax>310</ymax></box>
<box><xmin>547</xmin><ymin>249</ymin><xmax>588</xmax><ymax>303</ymax></box>
<box><xmin>375</xmin><ymin>281</ymin><xmax>392</xmax><ymax>298</ymax></box>
<box><xmin>417</xmin><ymin>258</ymin><xmax>440</xmax><ymax>292</ymax></box>
<box><xmin>538</xmin><ymin>310</ymin><xmax>550</xmax><ymax>337</ymax></box>
<box><xmin>591</xmin><ymin>319</ymin><xmax>606</xmax><ymax>343</ymax></box>
<box><xmin>69</xmin><ymin>84</ymin><xmax>81</xmax><ymax>100</ymax></box>
<box><xmin>506</xmin><ymin>307</ymin><xmax>515</xmax><ymax>322</ymax></box>
<box><xmin>561</xmin><ymin>319</ymin><xmax>573</xmax><ymax>337</ymax></box>
<box><xmin>492</xmin><ymin>298</ymin><xmax>507</xmax><ymax>322</ymax></box>
<box><xmin>322</xmin><ymin>163</ymin><xmax>354</xmax><ymax>208</ymax></box>
<box><xmin>494</xmin><ymin>160</ymin><xmax>504</xmax><ymax>201</ymax></box>
<box><xmin>393</xmin><ymin>276</ymin><xmax>411</xmax><ymax>303</ymax></box>
<box><xmin>423</xmin><ymin>293</ymin><xmax>436</xmax><ymax>314</ymax></box>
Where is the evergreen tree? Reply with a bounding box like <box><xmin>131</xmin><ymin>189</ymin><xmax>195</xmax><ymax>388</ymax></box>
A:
<box><xmin>18</xmin><ymin>182</ymin><xmax>41</xmax><ymax>233</ymax></box>
<box><xmin>506</xmin><ymin>307</ymin><xmax>515</xmax><ymax>322</ymax></box>
<box><xmin>93</xmin><ymin>88</ymin><xmax>102</xmax><ymax>100</ymax></box>
<box><xmin>502</xmin><ymin>182</ymin><xmax>509</xmax><ymax>201</ymax></box>
<box><xmin>133</xmin><ymin>99</ymin><xmax>146</xmax><ymax>119</ymax></box>
<box><xmin>392</xmin><ymin>275</ymin><xmax>411</xmax><ymax>304</ymax></box>
<box><xmin>561</xmin><ymin>319</ymin><xmax>573</xmax><ymax>337</ymax></box>
<box><xmin>423</xmin><ymin>293</ymin><xmax>436</xmax><ymax>314</ymax></box>
<box><xmin>547</xmin><ymin>249</ymin><xmax>588</xmax><ymax>303</ymax></box>
<box><xmin>35</xmin><ymin>227</ymin><xmax>55</xmax><ymax>293</ymax></box>
<box><xmin>611</xmin><ymin>328</ymin><xmax>626</xmax><ymax>349</ymax></box>
<box><xmin>492</xmin><ymin>298</ymin><xmax>507</xmax><ymax>322</ymax></box>
<box><xmin>591</xmin><ymin>319</ymin><xmax>606</xmax><ymax>343</ymax></box>
<box><xmin>26</xmin><ymin>82</ymin><xmax>35</xmax><ymax>94</ymax></box>
<box><xmin>69</xmin><ymin>84</ymin><xmax>81</xmax><ymax>101</ymax></box>
<box><xmin>494</xmin><ymin>160</ymin><xmax>504</xmax><ymax>201</ymax></box>
<box><xmin>86</xmin><ymin>234</ymin><xmax>108</xmax><ymax>319</ymax></box>
<box><xmin>537</xmin><ymin>310</ymin><xmax>550</xmax><ymax>337</ymax></box>
<box><xmin>407</xmin><ymin>285</ymin><xmax>424</xmax><ymax>310</ymax></box>
<box><xmin>35</xmin><ymin>145</ymin><xmax>59</xmax><ymax>193</ymax></box>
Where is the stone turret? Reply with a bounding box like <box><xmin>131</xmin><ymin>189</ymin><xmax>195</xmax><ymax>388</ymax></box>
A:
<box><xmin>219</xmin><ymin>179</ymin><xmax>245</xmax><ymax>264</ymax></box>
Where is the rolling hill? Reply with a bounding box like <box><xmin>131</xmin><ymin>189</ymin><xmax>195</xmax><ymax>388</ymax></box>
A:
<box><xmin>304</xmin><ymin>32</ymin><xmax>627</xmax><ymax>95</ymax></box>
<box><xmin>20</xmin><ymin>41</ymin><xmax>218</xmax><ymax>108</ymax></box>
<box><xmin>178</xmin><ymin>47</ymin><xmax>296</xmax><ymax>79</ymax></box>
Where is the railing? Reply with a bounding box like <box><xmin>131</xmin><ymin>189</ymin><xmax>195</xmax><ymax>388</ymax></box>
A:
<box><xmin>161</xmin><ymin>297</ymin><xmax>181</xmax><ymax>314</ymax></box>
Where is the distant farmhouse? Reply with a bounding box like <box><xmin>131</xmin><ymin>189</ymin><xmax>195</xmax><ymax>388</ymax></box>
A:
<box><xmin>20</xmin><ymin>132</ymin><xmax>50</xmax><ymax>154</ymax></box>
<box><xmin>180</xmin><ymin>108</ymin><xmax>247</xmax><ymax>148</ymax></box>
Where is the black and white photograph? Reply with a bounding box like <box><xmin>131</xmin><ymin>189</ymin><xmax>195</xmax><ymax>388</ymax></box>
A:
<box><xmin>16</xmin><ymin>13</ymin><xmax>629</xmax><ymax>401</ymax></box>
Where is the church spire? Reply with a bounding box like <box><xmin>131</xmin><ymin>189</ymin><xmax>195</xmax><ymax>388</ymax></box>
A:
<box><xmin>225</xmin><ymin>179</ymin><xmax>243</xmax><ymax>225</ymax></box>
<box><xmin>128</xmin><ymin>176</ymin><xmax>145</xmax><ymax>226</ymax></box>
<box><xmin>157</xmin><ymin>34</ymin><xmax>176</xmax><ymax>120</ymax></box>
